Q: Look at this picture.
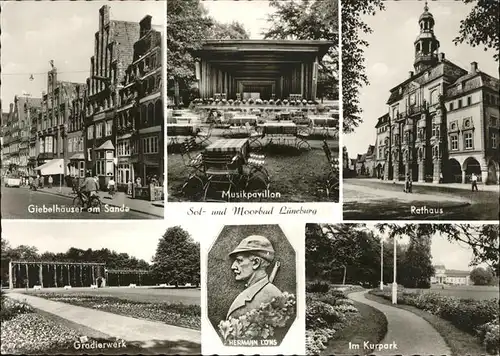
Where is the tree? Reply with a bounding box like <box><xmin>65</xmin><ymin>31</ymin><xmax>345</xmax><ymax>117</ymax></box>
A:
<box><xmin>306</xmin><ymin>223</ymin><xmax>383</xmax><ymax>286</ymax></box>
<box><xmin>152</xmin><ymin>226</ymin><xmax>200</xmax><ymax>287</ymax></box>
<box><xmin>341</xmin><ymin>0</ymin><xmax>384</xmax><ymax>133</ymax></box>
<box><xmin>167</xmin><ymin>0</ymin><xmax>251</xmax><ymax>106</ymax></box>
<box><xmin>470</xmin><ymin>267</ymin><xmax>495</xmax><ymax>286</ymax></box>
<box><xmin>377</xmin><ymin>224</ymin><xmax>500</xmax><ymax>276</ymax></box>
<box><xmin>263</xmin><ymin>0</ymin><xmax>339</xmax><ymax>101</ymax></box>
<box><xmin>453</xmin><ymin>0</ymin><xmax>499</xmax><ymax>62</ymax></box>
<box><xmin>400</xmin><ymin>234</ymin><xmax>434</xmax><ymax>288</ymax></box>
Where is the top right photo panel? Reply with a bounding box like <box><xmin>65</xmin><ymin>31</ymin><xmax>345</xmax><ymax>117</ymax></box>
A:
<box><xmin>342</xmin><ymin>0</ymin><xmax>499</xmax><ymax>221</ymax></box>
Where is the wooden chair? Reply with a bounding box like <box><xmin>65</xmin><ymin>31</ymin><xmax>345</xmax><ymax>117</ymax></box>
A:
<box><xmin>197</xmin><ymin>122</ymin><xmax>214</xmax><ymax>146</ymax></box>
<box><xmin>180</xmin><ymin>137</ymin><xmax>204</xmax><ymax>200</ymax></box>
<box><xmin>202</xmin><ymin>152</ymin><xmax>240</xmax><ymax>202</ymax></box>
<box><xmin>245</xmin><ymin>122</ymin><xmax>263</xmax><ymax>149</ymax></box>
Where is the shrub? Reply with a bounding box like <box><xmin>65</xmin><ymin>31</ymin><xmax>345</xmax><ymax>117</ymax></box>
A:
<box><xmin>0</xmin><ymin>293</ymin><xmax>34</xmax><ymax>321</ymax></box>
<box><xmin>477</xmin><ymin>320</ymin><xmax>500</xmax><ymax>355</ymax></box>
<box><xmin>307</xmin><ymin>281</ymin><xmax>330</xmax><ymax>293</ymax></box>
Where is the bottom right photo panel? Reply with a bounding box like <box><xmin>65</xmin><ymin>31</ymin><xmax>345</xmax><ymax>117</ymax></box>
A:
<box><xmin>305</xmin><ymin>223</ymin><xmax>499</xmax><ymax>356</ymax></box>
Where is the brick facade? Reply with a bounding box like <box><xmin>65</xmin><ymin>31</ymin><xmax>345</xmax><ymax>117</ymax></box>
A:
<box><xmin>116</xmin><ymin>15</ymin><xmax>163</xmax><ymax>191</ymax></box>
<box><xmin>84</xmin><ymin>5</ymin><xmax>141</xmax><ymax>189</ymax></box>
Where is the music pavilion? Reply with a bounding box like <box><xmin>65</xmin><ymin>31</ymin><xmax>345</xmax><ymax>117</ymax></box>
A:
<box><xmin>192</xmin><ymin>40</ymin><xmax>333</xmax><ymax>101</ymax></box>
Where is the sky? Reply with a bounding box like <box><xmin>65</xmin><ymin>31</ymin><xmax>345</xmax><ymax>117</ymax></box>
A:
<box><xmin>343</xmin><ymin>1</ymin><xmax>499</xmax><ymax>157</ymax></box>
<box><xmin>374</xmin><ymin>226</ymin><xmax>481</xmax><ymax>271</ymax></box>
<box><xmin>201</xmin><ymin>0</ymin><xmax>275</xmax><ymax>39</ymax></box>
<box><xmin>2</xmin><ymin>221</ymin><xmax>202</xmax><ymax>264</ymax></box>
<box><xmin>0</xmin><ymin>0</ymin><xmax>165</xmax><ymax>107</ymax></box>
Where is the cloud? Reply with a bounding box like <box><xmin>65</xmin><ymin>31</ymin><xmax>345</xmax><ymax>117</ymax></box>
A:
<box><xmin>370</xmin><ymin>62</ymin><xmax>389</xmax><ymax>77</ymax></box>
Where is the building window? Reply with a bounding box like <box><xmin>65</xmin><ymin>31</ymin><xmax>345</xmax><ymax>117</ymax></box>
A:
<box><xmin>451</xmin><ymin>135</ymin><xmax>458</xmax><ymax>150</ymax></box>
<box><xmin>79</xmin><ymin>161</ymin><xmax>85</xmax><ymax>178</ymax></box>
<box><xmin>449</xmin><ymin>102</ymin><xmax>454</xmax><ymax>111</ymax></box>
<box><xmin>117</xmin><ymin>140</ymin><xmax>130</xmax><ymax>156</ymax></box>
<box><xmin>464</xmin><ymin>132</ymin><xmax>473</xmax><ymax>149</ymax></box>
<box><xmin>96</xmin><ymin>123</ymin><xmax>103</xmax><ymax>138</ymax></box>
<box><xmin>68</xmin><ymin>138</ymin><xmax>73</xmax><ymax>153</ymax></box>
<box><xmin>45</xmin><ymin>136</ymin><xmax>53</xmax><ymax>153</ymax></box>
<box><xmin>492</xmin><ymin>133</ymin><xmax>497</xmax><ymax>148</ymax></box>
<box><xmin>87</xmin><ymin>126</ymin><xmax>94</xmax><ymax>140</ymax></box>
<box><xmin>430</xmin><ymin>89</ymin><xmax>439</xmax><ymax>105</ymax></box>
<box><xmin>105</xmin><ymin>120</ymin><xmax>112</xmax><ymax>137</ymax></box>
<box><xmin>142</xmin><ymin>136</ymin><xmax>158</xmax><ymax>154</ymax></box>
<box><xmin>458</xmin><ymin>99</ymin><xmax>462</xmax><ymax>108</ymax></box>
<box><xmin>409</xmin><ymin>93</ymin><xmax>416</xmax><ymax>106</ymax></box>
<box><xmin>464</xmin><ymin>118</ymin><xmax>471</xmax><ymax>128</ymax></box>
<box><xmin>467</xmin><ymin>96</ymin><xmax>472</xmax><ymax>106</ymax></box>
<box><xmin>118</xmin><ymin>164</ymin><xmax>132</xmax><ymax>184</ymax></box>
<box><xmin>491</xmin><ymin>116</ymin><xmax>498</xmax><ymax>127</ymax></box>
<box><xmin>432</xmin><ymin>145</ymin><xmax>439</xmax><ymax>158</ymax></box>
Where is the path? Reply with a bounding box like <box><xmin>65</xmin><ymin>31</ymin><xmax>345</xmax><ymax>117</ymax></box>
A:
<box><xmin>349</xmin><ymin>291</ymin><xmax>451</xmax><ymax>356</ymax></box>
<box><xmin>343</xmin><ymin>181</ymin><xmax>469</xmax><ymax>204</ymax></box>
<box><xmin>7</xmin><ymin>292</ymin><xmax>201</xmax><ymax>353</ymax></box>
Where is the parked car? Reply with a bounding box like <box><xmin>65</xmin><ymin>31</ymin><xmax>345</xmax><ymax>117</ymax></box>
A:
<box><xmin>5</xmin><ymin>177</ymin><xmax>21</xmax><ymax>187</ymax></box>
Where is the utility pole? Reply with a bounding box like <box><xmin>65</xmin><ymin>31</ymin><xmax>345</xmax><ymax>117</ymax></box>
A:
<box><xmin>392</xmin><ymin>237</ymin><xmax>397</xmax><ymax>304</ymax></box>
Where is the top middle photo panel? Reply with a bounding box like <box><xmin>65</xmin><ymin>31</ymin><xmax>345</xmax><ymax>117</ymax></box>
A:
<box><xmin>167</xmin><ymin>0</ymin><xmax>339</xmax><ymax>203</ymax></box>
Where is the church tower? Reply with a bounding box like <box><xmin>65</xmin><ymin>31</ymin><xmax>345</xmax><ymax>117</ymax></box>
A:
<box><xmin>413</xmin><ymin>2</ymin><xmax>440</xmax><ymax>73</ymax></box>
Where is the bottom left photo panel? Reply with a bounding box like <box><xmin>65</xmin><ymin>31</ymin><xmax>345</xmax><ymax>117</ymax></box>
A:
<box><xmin>1</xmin><ymin>221</ymin><xmax>201</xmax><ymax>355</ymax></box>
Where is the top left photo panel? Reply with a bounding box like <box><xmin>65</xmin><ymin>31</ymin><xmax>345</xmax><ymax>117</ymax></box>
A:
<box><xmin>1</xmin><ymin>1</ymin><xmax>165</xmax><ymax>220</ymax></box>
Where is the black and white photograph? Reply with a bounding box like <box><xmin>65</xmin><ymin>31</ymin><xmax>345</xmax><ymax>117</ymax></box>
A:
<box><xmin>0</xmin><ymin>221</ymin><xmax>201</xmax><ymax>355</ymax></box>
<box><xmin>167</xmin><ymin>0</ymin><xmax>339</xmax><ymax>203</ymax></box>
<box><xmin>342</xmin><ymin>1</ymin><xmax>499</xmax><ymax>220</ymax></box>
<box><xmin>0</xmin><ymin>1</ymin><xmax>165</xmax><ymax>219</ymax></box>
<box><xmin>305</xmin><ymin>223</ymin><xmax>499</xmax><ymax>356</ymax></box>
<box><xmin>206</xmin><ymin>225</ymin><xmax>297</xmax><ymax>348</ymax></box>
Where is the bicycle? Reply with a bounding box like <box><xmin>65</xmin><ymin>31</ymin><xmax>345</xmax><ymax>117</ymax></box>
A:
<box><xmin>73</xmin><ymin>189</ymin><xmax>102</xmax><ymax>213</ymax></box>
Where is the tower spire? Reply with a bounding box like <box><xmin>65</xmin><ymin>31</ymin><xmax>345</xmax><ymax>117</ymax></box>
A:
<box><xmin>413</xmin><ymin>2</ymin><xmax>440</xmax><ymax>73</ymax></box>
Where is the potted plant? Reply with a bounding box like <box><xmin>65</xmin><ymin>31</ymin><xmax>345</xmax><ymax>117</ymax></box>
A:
<box><xmin>269</xmin><ymin>99</ymin><xmax>275</xmax><ymax>105</ymax></box>
<box><xmin>255</xmin><ymin>98</ymin><xmax>263</xmax><ymax>105</ymax></box>
<box><xmin>248</xmin><ymin>98</ymin><xmax>255</xmax><ymax>105</ymax></box>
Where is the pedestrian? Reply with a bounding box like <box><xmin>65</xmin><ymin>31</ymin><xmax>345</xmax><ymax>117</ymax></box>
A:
<box><xmin>136</xmin><ymin>176</ymin><xmax>142</xmax><ymax>188</ymax></box>
<box><xmin>127</xmin><ymin>179</ymin><xmax>133</xmax><ymax>195</ymax></box>
<box><xmin>93</xmin><ymin>175</ymin><xmax>100</xmax><ymax>191</ymax></box>
<box><xmin>107</xmin><ymin>176</ymin><xmax>116</xmax><ymax>196</ymax></box>
<box><xmin>39</xmin><ymin>175</ymin><xmax>44</xmax><ymax>189</ymax></box>
<box><xmin>48</xmin><ymin>175</ymin><xmax>53</xmax><ymax>188</ymax></box>
<box><xmin>471</xmin><ymin>173</ymin><xmax>478</xmax><ymax>192</ymax></box>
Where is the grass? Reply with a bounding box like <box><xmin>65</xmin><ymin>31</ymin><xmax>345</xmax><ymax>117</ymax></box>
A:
<box><xmin>407</xmin><ymin>285</ymin><xmax>500</xmax><ymax>301</ymax></box>
<box><xmin>167</xmin><ymin>136</ymin><xmax>339</xmax><ymax>202</ymax></box>
<box><xmin>34</xmin><ymin>293</ymin><xmax>201</xmax><ymax>330</ymax></box>
<box><xmin>365</xmin><ymin>293</ymin><xmax>488</xmax><ymax>356</ymax></box>
<box><xmin>322</xmin><ymin>299</ymin><xmax>387</xmax><ymax>356</ymax></box>
<box><xmin>23</xmin><ymin>286</ymin><xmax>201</xmax><ymax>305</ymax></box>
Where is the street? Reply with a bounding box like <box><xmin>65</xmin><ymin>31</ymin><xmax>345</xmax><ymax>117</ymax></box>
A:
<box><xmin>1</xmin><ymin>186</ymin><xmax>156</xmax><ymax>219</ymax></box>
<box><xmin>343</xmin><ymin>179</ymin><xmax>499</xmax><ymax>220</ymax></box>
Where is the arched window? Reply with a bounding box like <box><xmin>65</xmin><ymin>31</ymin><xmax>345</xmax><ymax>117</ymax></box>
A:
<box><xmin>141</xmin><ymin>105</ymin><xmax>147</xmax><ymax>128</ymax></box>
<box><xmin>155</xmin><ymin>100</ymin><xmax>163</xmax><ymax>126</ymax></box>
<box><xmin>147</xmin><ymin>103</ymin><xmax>154</xmax><ymax>127</ymax></box>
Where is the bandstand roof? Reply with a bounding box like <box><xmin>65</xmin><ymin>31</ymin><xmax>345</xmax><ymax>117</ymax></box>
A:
<box><xmin>194</xmin><ymin>40</ymin><xmax>333</xmax><ymax>78</ymax></box>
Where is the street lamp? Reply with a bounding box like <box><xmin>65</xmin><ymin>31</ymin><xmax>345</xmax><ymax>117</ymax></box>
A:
<box><xmin>380</xmin><ymin>238</ymin><xmax>384</xmax><ymax>290</ymax></box>
<box><xmin>392</xmin><ymin>236</ymin><xmax>397</xmax><ymax>304</ymax></box>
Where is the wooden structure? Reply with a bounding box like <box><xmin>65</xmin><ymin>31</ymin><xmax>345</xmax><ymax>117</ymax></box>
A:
<box><xmin>193</xmin><ymin>40</ymin><xmax>333</xmax><ymax>101</ymax></box>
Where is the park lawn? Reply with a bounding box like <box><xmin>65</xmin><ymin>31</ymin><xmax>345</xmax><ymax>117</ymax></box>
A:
<box><xmin>322</xmin><ymin>299</ymin><xmax>387</xmax><ymax>356</ymax></box>
<box><xmin>168</xmin><ymin>145</ymin><xmax>338</xmax><ymax>202</ymax></box>
<box><xmin>34</xmin><ymin>293</ymin><xmax>201</xmax><ymax>330</ymax></box>
<box><xmin>365</xmin><ymin>293</ymin><xmax>487</xmax><ymax>356</ymax></box>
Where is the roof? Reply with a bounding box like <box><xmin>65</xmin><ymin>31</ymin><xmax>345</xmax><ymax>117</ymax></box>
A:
<box><xmin>446</xmin><ymin>70</ymin><xmax>500</xmax><ymax>98</ymax></box>
<box><xmin>375</xmin><ymin>113</ymin><xmax>390</xmax><ymax>128</ymax></box>
<box><xmin>387</xmin><ymin>59</ymin><xmax>468</xmax><ymax>104</ymax></box>
<box><xmin>445</xmin><ymin>269</ymin><xmax>470</xmax><ymax>277</ymax></box>
<box><xmin>95</xmin><ymin>140</ymin><xmax>115</xmax><ymax>150</ymax></box>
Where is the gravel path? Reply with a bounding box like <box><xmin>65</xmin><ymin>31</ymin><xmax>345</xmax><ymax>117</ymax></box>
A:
<box><xmin>349</xmin><ymin>291</ymin><xmax>451</xmax><ymax>356</ymax></box>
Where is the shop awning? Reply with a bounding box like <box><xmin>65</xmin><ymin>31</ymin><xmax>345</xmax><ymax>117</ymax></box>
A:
<box><xmin>34</xmin><ymin>159</ymin><xmax>64</xmax><ymax>175</ymax></box>
<box><xmin>95</xmin><ymin>140</ymin><xmax>115</xmax><ymax>150</ymax></box>
<box><xmin>69</xmin><ymin>153</ymin><xmax>85</xmax><ymax>160</ymax></box>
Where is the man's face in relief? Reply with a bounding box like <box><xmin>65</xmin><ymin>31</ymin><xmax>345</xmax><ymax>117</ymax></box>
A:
<box><xmin>231</xmin><ymin>253</ymin><xmax>254</xmax><ymax>282</ymax></box>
